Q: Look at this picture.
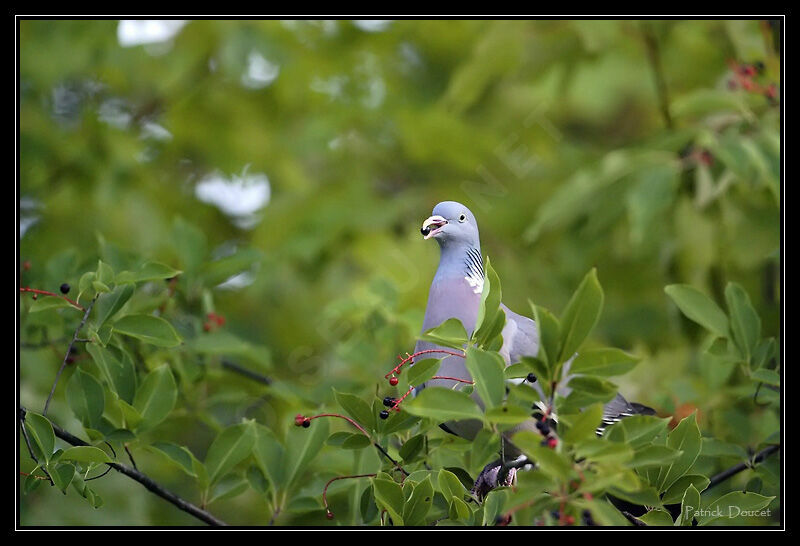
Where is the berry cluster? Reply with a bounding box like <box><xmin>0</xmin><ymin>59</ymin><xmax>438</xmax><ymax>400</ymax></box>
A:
<box><xmin>294</xmin><ymin>414</ymin><xmax>311</xmax><ymax>428</ymax></box>
<box><xmin>532</xmin><ymin>409</ymin><xmax>558</xmax><ymax>449</ymax></box>
<box><xmin>203</xmin><ymin>312</ymin><xmax>226</xmax><ymax>332</ymax></box>
<box><xmin>727</xmin><ymin>60</ymin><xmax>778</xmax><ymax>104</ymax></box>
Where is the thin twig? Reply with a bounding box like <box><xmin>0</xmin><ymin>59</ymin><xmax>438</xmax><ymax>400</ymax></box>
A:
<box><xmin>124</xmin><ymin>444</ymin><xmax>138</xmax><ymax>471</ymax></box>
<box><xmin>642</xmin><ymin>24</ymin><xmax>673</xmax><ymax>129</ymax></box>
<box><xmin>19</xmin><ymin>407</ymin><xmax>226</xmax><ymax>526</ymax></box>
<box><xmin>43</xmin><ymin>294</ymin><xmax>99</xmax><ymax>416</ymax></box>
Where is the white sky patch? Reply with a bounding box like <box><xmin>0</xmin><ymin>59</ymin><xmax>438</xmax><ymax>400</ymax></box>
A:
<box><xmin>140</xmin><ymin>121</ymin><xmax>172</xmax><ymax>141</ymax></box>
<box><xmin>216</xmin><ymin>271</ymin><xmax>256</xmax><ymax>291</ymax></box>
<box><xmin>241</xmin><ymin>51</ymin><xmax>280</xmax><ymax>89</ymax></box>
<box><xmin>352</xmin><ymin>20</ymin><xmax>392</xmax><ymax>32</ymax></box>
<box><xmin>195</xmin><ymin>168</ymin><xmax>271</xmax><ymax>229</ymax></box>
<box><xmin>117</xmin><ymin>20</ymin><xmax>188</xmax><ymax>47</ymax></box>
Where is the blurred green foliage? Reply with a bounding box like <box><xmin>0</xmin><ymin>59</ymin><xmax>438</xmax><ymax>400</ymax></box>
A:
<box><xmin>19</xmin><ymin>19</ymin><xmax>780</xmax><ymax>526</ymax></box>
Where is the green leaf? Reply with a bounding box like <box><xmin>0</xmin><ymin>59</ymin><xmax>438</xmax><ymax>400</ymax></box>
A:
<box><xmin>60</xmin><ymin>446</ymin><xmax>112</xmax><ymax>464</ymax></box>
<box><xmin>205</xmin><ymin>422</ymin><xmax>257</xmax><ymax>485</ymax></box>
<box><xmin>484</xmin><ymin>405</ymin><xmax>531</xmax><ymax>425</ymax></box>
<box><xmin>253</xmin><ymin>424</ymin><xmax>284</xmax><ymax>490</ymax></box>
<box><xmin>679</xmin><ymin>484</ymin><xmax>702</xmax><ymax>526</ymax></box>
<box><xmin>664</xmin><ymin>284</ymin><xmax>730</xmax><ymax>338</ymax></box>
<box><xmin>208</xmin><ymin>474</ymin><xmax>249</xmax><ymax>505</ymax></box>
<box><xmin>570</xmin><ymin>348</ymin><xmax>640</xmax><ymax>377</ymax></box>
<box><xmin>530</xmin><ymin>302</ymin><xmax>560</xmax><ymax>370</ymax></box>
<box><xmin>637</xmin><ymin>509</ymin><xmax>674</xmax><ymax>526</ymax></box>
<box><xmin>283</xmin><ymin>417</ymin><xmax>329</xmax><ymax>489</ymax></box>
<box><xmin>115</xmin><ymin>261</ymin><xmax>182</xmax><ymax>284</ymax></box>
<box><xmin>561</xmin><ymin>404</ymin><xmax>604</xmax><ymax>444</ymax></box>
<box><xmin>657</xmin><ymin>413</ymin><xmax>702</xmax><ymax>492</ymax></box>
<box><xmin>662</xmin><ymin>474</ymin><xmax>711</xmax><ymax>504</ymax></box>
<box><xmin>133</xmin><ymin>364</ymin><xmax>177</xmax><ymax>430</ymax></box>
<box><xmin>24</xmin><ymin>412</ymin><xmax>55</xmax><ymax>463</ymax></box>
<box><xmin>147</xmin><ymin>442</ymin><xmax>198</xmax><ymax>478</ymax></box>
<box><xmin>333</xmin><ymin>390</ymin><xmax>375</xmax><ymax>433</ymax></box>
<box><xmin>574</xmin><ymin>438</ymin><xmax>633</xmax><ymax>464</ymax></box>
<box><xmin>562</xmin><ymin>376</ymin><xmax>618</xmax><ymax>406</ymax></box>
<box><xmin>372</xmin><ymin>478</ymin><xmax>404</xmax><ymax>525</ymax></box>
<box><xmin>407</xmin><ymin>358</ymin><xmax>442</xmax><ymax>387</ymax></box>
<box><xmin>751</xmin><ymin>368</ymin><xmax>779</xmax><ymax>387</ymax></box>
<box><xmin>399</xmin><ymin>434</ymin><xmax>425</xmax><ymax>462</ymax></box>
<box><xmin>92</xmin><ymin>283</ymin><xmax>134</xmax><ymax>328</ymax></box>
<box><xmin>341</xmin><ymin>434</ymin><xmax>371</xmax><ymax>450</ymax></box>
<box><xmin>96</xmin><ymin>260</ymin><xmax>114</xmax><ymax>287</ymax></box>
<box><xmin>627</xmin><ymin>445</ymin><xmax>682</xmax><ymax>469</ymax></box>
<box><xmin>512</xmin><ymin>431</ymin><xmax>575</xmax><ymax>482</ymax></box>
<box><xmin>48</xmin><ymin>462</ymin><xmax>76</xmax><ymax>493</ymax></box>
<box><xmin>246</xmin><ymin>465</ymin><xmax>270</xmax><ymax>495</ymax></box>
<box><xmin>86</xmin><ymin>343</ymin><xmax>136</xmax><ymax>404</ymax></box>
<box><xmin>464</xmin><ymin>347</ymin><xmax>505</xmax><ymax>409</ymax></box>
<box><xmin>725</xmin><ymin>283</ymin><xmax>761</xmax><ymax>361</ymax></box>
<box><xmin>402</xmin><ymin>387</ymin><xmax>483</xmax><ymax>422</ymax></box>
<box><xmin>66</xmin><ymin>368</ymin><xmax>104</xmax><ymax>428</ymax></box>
<box><xmin>605</xmin><ymin>415</ymin><xmax>670</xmax><ymax>448</ymax></box>
<box><xmin>697</xmin><ymin>491</ymin><xmax>775</xmax><ymax>526</ymax></box>
<box><xmin>449</xmin><ymin>497</ymin><xmax>472</xmax><ymax>522</ymax></box>
<box><xmin>403</xmin><ymin>476</ymin><xmax>434</xmax><ymax>525</ymax></box>
<box><xmin>608</xmin><ymin>485</ymin><xmax>662</xmax><ymax>508</ymax></box>
<box><xmin>113</xmin><ymin>314</ymin><xmax>182</xmax><ymax>347</ymax></box>
<box><xmin>420</xmin><ymin>318</ymin><xmax>469</xmax><ymax>350</ymax></box>
<box><xmin>438</xmin><ymin>469</ymin><xmax>467</xmax><ymax>501</ymax></box>
<box><xmin>28</xmin><ymin>297</ymin><xmax>73</xmax><ymax>313</ymax></box>
<box><xmin>559</xmin><ymin>268</ymin><xmax>604</xmax><ymax>361</ymax></box>
<box><xmin>752</xmin><ymin>338</ymin><xmax>776</xmax><ymax>370</ymax></box>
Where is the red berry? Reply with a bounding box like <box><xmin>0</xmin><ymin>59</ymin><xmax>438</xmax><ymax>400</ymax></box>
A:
<box><xmin>203</xmin><ymin>322</ymin><xmax>211</xmax><ymax>332</ymax></box>
<box><xmin>565</xmin><ymin>515</ymin><xmax>575</xmax><ymax>525</ymax></box>
<box><xmin>294</xmin><ymin>414</ymin><xmax>306</xmax><ymax>427</ymax></box>
<box><xmin>23</xmin><ymin>261</ymin><xmax>31</xmax><ymax>271</ymax></box>
<box><xmin>326</xmin><ymin>512</ymin><xmax>334</xmax><ymax>520</ymax></box>
<box><xmin>389</xmin><ymin>377</ymin><xmax>399</xmax><ymax>386</ymax></box>
<box><xmin>32</xmin><ymin>293</ymin><xmax>37</xmax><ymax>300</ymax></box>
<box><xmin>547</xmin><ymin>437</ymin><xmax>558</xmax><ymax>448</ymax></box>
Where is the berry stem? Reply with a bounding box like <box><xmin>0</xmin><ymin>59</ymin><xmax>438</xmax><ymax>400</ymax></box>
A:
<box><xmin>19</xmin><ymin>287</ymin><xmax>85</xmax><ymax>311</ymax></box>
<box><xmin>384</xmin><ymin>349</ymin><xmax>465</xmax><ymax>378</ymax></box>
<box><xmin>322</xmin><ymin>473</ymin><xmax>376</xmax><ymax>519</ymax></box>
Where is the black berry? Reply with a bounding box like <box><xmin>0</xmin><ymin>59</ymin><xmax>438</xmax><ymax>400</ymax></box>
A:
<box><xmin>302</xmin><ymin>419</ymin><xmax>310</xmax><ymax>428</ymax></box>
<box><xmin>536</xmin><ymin>420</ymin><xmax>550</xmax><ymax>435</ymax></box>
<box><xmin>383</xmin><ymin>397</ymin><xmax>396</xmax><ymax>407</ymax></box>
<box><xmin>60</xmin><ymin>283</ymin><xmax>71</xmax><ymax>294</ymax></box>
<box><xmin>526</xmin><ymin>373</ymin><xmax>537</xmax><ymax>383</ymax></box>
<box><xmin>379</xmin><ymin>410</ymin><xmax>390</xmax><ymax>420</ymax></box>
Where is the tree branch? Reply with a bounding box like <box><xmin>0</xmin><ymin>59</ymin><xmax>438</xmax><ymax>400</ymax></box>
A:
<box><xmin>43</xmin><ymin>294</ymin><xmax>99</xmax><ymax>416</ymax></box>
<box><xmin>20</xmin><ymin>407</ymin><xmax>226</xmax><ymax>526</ymax></box>
<box><xmin>707</xmin><ymin>444</ymin><xmax>780</xmax><ymax>490</ymax></box>
<box><xmin>221</xmin><ymin>360</ymin><xmax>272</xmax><ymax>385</ymax></box>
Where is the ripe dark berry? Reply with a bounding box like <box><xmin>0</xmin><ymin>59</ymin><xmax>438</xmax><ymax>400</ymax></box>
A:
<box><xmin>59</xmin><ymin>283</ymin><xmax>71</xmax><ymax>294</ymax></box>
<box><xmin>302</xmin><ymin>419</ymin><xmax>310</xmax><ymax>428</ymax></box>
<box><xmin>531</xmin><ymin>410</ymin><xmax>544</xmax><ymax>420</ymax></box>
<box><xmin>380</xmin><ymin>410</ymin><xmax>390</xmax><ymax>420</ymax></box>
<box><xmin>535</xmin><ymin>420</ymin><xmax>550</xmax><ymax>435</ymax></box>
<box><xmin>526</xmin><ymin>372</ymin><xmax>537</xmax><ymax>383</ymax></box>
<box><xmin>389</xmin><ymin>377</ymin><xmax>399</xmax><ymax>386</ymax></box>
<box><xmin>32</xmin><ymin>293</ymin><xmax>37</xmax><ymax>300</ymax></box>
<box><xmin>540</xmin><ymin>438</ymin><xmax>550</xmax><ymax>447</ymax></box>
<box><xmin>383</xmin><ymin>397</ymin><xmax>396</xmax><ymax>407</ymax></box>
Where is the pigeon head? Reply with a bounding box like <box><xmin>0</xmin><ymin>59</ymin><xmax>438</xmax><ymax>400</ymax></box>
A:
<box><xmin>421</xmin><ymin>201</ymin><xmax>480</xmax><ymax>249</ymax></box>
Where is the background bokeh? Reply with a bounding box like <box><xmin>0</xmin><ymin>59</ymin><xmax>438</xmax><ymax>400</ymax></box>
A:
<box><xmin>19</xmin><ymin>19</ymin><xmax>781</xmax><ymax>525</ymax></box>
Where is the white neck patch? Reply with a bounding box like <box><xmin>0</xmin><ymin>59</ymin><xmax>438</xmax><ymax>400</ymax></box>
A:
<box><xmin>463</xmin><ymin>247</ymin><xmax>484</xmax><ymax>294</ymax></box>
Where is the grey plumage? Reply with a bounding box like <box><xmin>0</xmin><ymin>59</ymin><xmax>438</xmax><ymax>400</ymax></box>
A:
<box><xmin>414</xmin><ymin>201</ymin><xmax>652</xmax><ymax>489</ymax></box>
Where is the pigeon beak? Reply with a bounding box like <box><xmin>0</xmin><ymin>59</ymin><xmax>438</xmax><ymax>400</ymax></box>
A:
<box><xmin>421</xmin><ymin>215</ymin><xmax>448</xmax><ymax>239</ymax></box>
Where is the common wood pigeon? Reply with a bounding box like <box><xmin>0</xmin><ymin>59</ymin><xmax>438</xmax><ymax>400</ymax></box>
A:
<box><xmin>413</xmin><ymin>200</ymin><xmax>654</xmax><ymax>499</ymax></box>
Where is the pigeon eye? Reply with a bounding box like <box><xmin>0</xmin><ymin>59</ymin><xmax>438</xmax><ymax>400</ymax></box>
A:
<box><xmin>458</xmin><ymin>214</ymin><xmax>466</xmax><ymax>222</ymax></box>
